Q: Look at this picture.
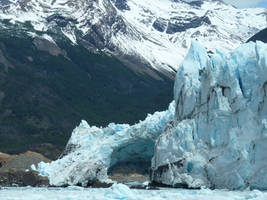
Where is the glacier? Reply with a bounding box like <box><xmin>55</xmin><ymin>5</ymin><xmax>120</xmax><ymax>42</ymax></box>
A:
<box><xmin>37</xmin><ymin>102</ymin><xmax>175</xmax><ymax>186</ymax></box>
<box><xmin>151</xmin><ymin>40</ymin><xmax>267</xmax><ymax>190</ymax></box>
<box><xmin>37</xmin><ymin>40</ymin><xmax>267</xmax><ymax>190</ymax></box>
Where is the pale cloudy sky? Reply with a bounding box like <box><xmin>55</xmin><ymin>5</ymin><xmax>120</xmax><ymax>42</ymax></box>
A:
<box><xmin>223</xmin><ymin>0</ymin><xmax>267</xmax><ymax>8</ymax></box>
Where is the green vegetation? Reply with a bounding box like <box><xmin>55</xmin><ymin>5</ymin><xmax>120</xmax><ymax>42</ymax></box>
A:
<box><xmin>0</xmin><ymin>21</ymin><xmax>173</xmax><ymax>159</ymax></box>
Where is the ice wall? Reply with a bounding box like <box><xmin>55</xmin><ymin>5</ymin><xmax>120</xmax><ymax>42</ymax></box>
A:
<box><xmin>37</xmin><ymin>102</ymin><xmax>175</xmax><ymax>186</ymax></box>
<box><xmin>151</xmin><ymin>41</ymin><xmax>267</xmax><ymax>190</ymax></box>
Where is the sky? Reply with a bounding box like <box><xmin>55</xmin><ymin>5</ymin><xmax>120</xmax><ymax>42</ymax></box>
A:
<box><xmin>223</xmin><ymin>0</ymin><xmax>267</xmax><ymax>8</ymax></box>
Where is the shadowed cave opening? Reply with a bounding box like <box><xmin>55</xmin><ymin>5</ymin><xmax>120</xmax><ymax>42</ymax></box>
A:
<box><xmin>107</xmin><ymin>139</ymin><xmax>155</xmax><ymax>183</ymax></box>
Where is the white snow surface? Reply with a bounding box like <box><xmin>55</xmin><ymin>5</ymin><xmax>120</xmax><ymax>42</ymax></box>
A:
<box><xmin>1</xmin><ymin>185</ymin><xmax>267</xmax><ymax>200</ymax></box>
<box><xmin>0</xmin><ymin>0</ymin><xmax>266</xmax><ymax>73</ymax></box>
<box><xmin>37</xmin><ymin>102</ymin><xmax>175</xmax><ymax>186</ymax></box>
<box><xmin>151</xmin><ymin>41</ymin><xmax>267</xmax><ymax>190</ymax></box>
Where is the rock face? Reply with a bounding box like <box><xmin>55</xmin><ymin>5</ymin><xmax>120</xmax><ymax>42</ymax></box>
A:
<box><xmin>0</xmin><ymin>169</ymin><xmax>49</xmax><ymax>187</ymax></box>
<box><xmin>0</xmin><ymin>151</ymin><xmax>50</xmax><ymax>186</ymax></box>
<box><xmin>248</xmin><ymin>27</ymin><xmax>267</xmax><ymax>43</ymax></box>
<box><xmin>0</xmin><ymin>151</ymin><xmax>50</xmax><ymax>172</ymax></box>
<box><xmin>37</xmin><ymin>103</ymin><xmax>175</xmax><ymax>186</ymax></box>
<box><xmin>151</xmin><ymin>41</ymin><xmax>267</xmax><ymax>190</ymax></box>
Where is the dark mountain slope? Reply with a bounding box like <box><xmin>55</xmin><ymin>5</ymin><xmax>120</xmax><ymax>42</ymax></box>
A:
<box><xmin>247</xmin><ymin>27</ymin><xmax>267</xmax><ymax>43</ymax></box>
<box><xmin>0</xmin><ymin>22</ymin><xmax>173</xmax><ymax>159</ymax></box>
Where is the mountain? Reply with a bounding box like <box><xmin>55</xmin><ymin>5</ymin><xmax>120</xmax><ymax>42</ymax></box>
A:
<box><xmin>37</xmin><ymin>41</ymin><xmax>267</xmax><ymax>190</ymax></box>
<box><xmin>0</xmin><ymin>23</ymin><xmax>173</xmax><ymax>159</ymax></box>
<box><xmin>248</xmin><ymin>27</ymin><xmax>267</xmax><ymax>43</ymax></box>
<box><xmin>0</xmin><ymin>0</ymin><xmax>266</xmax><ymax>158</ymax></box>
<box><xmin>0</xmin><ymin>0</ymin><xmax>266</xmax><ymax>77</ymax></box>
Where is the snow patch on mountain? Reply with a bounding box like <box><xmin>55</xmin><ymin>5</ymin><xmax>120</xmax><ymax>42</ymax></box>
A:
<box><xmin>151</xmin><ymin>40</ymin><xmax>267</xmax><ymax>190</ymax></box>
<box><xmin>41</xmin><ymin>34</ymin><xmax>56</xmax><ymax>44</ymax></box>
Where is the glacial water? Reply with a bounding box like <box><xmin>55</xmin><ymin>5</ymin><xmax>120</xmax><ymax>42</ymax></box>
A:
<box><xmin>0</xmin><ymin>184</ymin><xmax>267</xmax><ymax>200</ymax></box>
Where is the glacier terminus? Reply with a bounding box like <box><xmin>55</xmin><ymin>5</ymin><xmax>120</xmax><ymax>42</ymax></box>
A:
<box><xmin>37</xmin><ymin>40</ymin><xmax>267</xmax><ymax>190</ymax></box>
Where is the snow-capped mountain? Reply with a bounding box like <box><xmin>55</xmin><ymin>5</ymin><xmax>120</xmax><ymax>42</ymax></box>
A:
<box><xmin>0</xmin><ymin>0</ymin><xmax>266</xmax><ymax>77</ymax></box>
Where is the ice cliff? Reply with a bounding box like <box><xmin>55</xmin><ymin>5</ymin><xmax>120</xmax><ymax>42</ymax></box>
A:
<box><xmin>37</xmin><ymin>103</ymin><xmax>175</xmax><ymax>186</ymax></box>
<box><xmin>151</xmin><ymin>41</ymin><xmax>267</xmax><ymax>190</ymax></box>
<box><xmin>37</xmin><ymin>40</ymin><xmax>267</xmax><ymax>190</ymax></box>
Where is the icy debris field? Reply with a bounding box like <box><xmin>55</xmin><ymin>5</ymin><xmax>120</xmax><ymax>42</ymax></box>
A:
<box><xmin>1</xmin><ymin>184</ymin><xmax>267</xmax><ymax>200</ymax></box>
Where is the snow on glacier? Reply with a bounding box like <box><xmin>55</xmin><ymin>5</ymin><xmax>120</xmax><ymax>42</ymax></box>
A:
<box><xmin>37</xmin><ymin>102</ymin><xmax>175</xmax><ymax>186</ymax></box>
<box><xmin>151</xmin><ymin>40</ymin><xmax>267</xmax><ymax>190</ymax></box>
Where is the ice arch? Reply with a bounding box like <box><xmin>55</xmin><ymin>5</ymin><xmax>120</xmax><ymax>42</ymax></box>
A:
<box><xmin>37</xmin><ymin>102</ymin><xmax>174</xmax><ymax>186</ymax></box>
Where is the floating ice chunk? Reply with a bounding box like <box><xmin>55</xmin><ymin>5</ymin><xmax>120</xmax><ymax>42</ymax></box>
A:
<box><xmin>30</xmin><ymin>164</ymin><xmax>36</xmax><ymax>171</ymax></box>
